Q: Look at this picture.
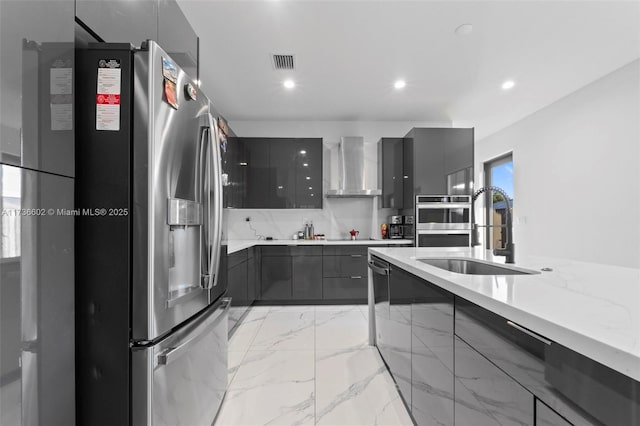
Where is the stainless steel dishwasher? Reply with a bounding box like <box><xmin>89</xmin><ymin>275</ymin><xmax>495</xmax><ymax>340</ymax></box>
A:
<box><xmin>368</xmin><ymin>256</ymin><xmax>390</xmax><ymax>359</ymax></box>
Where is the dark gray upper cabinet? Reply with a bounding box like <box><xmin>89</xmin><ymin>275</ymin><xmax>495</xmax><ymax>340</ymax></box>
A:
<box><xmin>402</xmin><ymin>128</ymin><xmax>474</xmax><ymax>212</ymax></box>
<box><xmin>378</xmin><ymin>138</ymin><xmax>404</xmax><ymax>209</ymax></box>
<box><xmin>0</xmin><ymin>0</ymin><xmax>75</xmax><ymax>177</ymax></box>
<box><xmin>240</xmin><ymin>138</ymin><xmax>323</xmax><ymax>209</ymax></box>
<box><xmin>223</xmin><ymin>137</ymin><xmax>247</xmax><ymax>208</ymax></box>
<box><xmin>157</xmin><ymin>0</ymin><xmax>198</xmax><ymax>80</ymax></box>
<box><xmin>75</xmin><ymin>0</ymin><xmax>158</xmax><ymax>45</ymax></box>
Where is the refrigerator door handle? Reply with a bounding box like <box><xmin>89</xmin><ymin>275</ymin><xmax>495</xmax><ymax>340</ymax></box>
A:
<box><xmin>199</xmin><ymin>126</ymin><xmax>212</xmax><ymax>287</ymax></box>
<box><xmin>206</xmin><ymin>112</ymin><xmax>223</xmax><ymax>289</ymax></box>
<box><xmin>157</xmin><ymin>298</ymin><xmax>230</xmax><ymax>366</ymax></box>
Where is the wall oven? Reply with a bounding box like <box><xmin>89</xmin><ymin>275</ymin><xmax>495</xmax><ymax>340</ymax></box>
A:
<box><xmin>415</xmin><ymin>195</ymin><xmax>472</xmax><ymax>247</ymax></box>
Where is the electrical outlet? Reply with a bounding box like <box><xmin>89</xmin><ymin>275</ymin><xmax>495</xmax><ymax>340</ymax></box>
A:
<box><xmin>245</xmin><ymin>217</ymin><xmax>251</xmax><ymax>222</ymax></box>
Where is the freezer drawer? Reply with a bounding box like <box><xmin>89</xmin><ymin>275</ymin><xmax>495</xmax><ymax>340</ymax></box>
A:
<box><xmin>131</xmin><ymin>298</ymin><xmax>230</xmax><ymax>426</ymax></box>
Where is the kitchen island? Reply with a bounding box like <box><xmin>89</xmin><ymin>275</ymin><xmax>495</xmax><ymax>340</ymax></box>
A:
<box><xmin>368</xmin><ymin>246</ymin><xmax>639</xmax><ymax>425</ymax></box>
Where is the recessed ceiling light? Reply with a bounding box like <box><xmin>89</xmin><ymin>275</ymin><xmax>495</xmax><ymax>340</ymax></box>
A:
<box><xmin>283</xmin><ymin>79</ymin><xmax>295</xmax><ymax>89</ymax></box>
<box><xmin>303</xmin><ymin>163</ymin><xmax>308</xmax><ymax>167</ymax></box>
<box><xmin>394</xmin><ymin>80</ymin><xmax>406</xmax><ymax>90</ymax></box>
<box><xmin>306</xmin><ymin>176</ymin><xmax>311</xmax><ymax>180</ymax></box>
<box><xmin>501</xmin><ymin>80</ymin><xmax>515</xmax><ymax>90</ymax></box>
<box><xmin>299</xmin><ymin>150</ymin><xmax>306</xmax><ymax>155</ymax></box>
<box><xmin>308</xmin><ymin>187</ymin><xmax>313</xmax><ymax>190</ymax></box>
<box><xmin>455</xmin><ymin>23</ymin><xmax>473</xmax><ymax>36</ymax></box>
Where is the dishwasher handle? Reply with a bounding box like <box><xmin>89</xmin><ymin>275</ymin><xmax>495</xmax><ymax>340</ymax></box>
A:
<box><xmin>368</xmin><ymin>260</ymin><xmax>389</xmax><ymax>276</ymax></box>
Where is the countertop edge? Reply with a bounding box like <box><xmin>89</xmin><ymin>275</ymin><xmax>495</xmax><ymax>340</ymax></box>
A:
<box><xmin>226</xmin><ymin>239</ymin><xmax>413</xmax><ymax>254</ymax></box>
<box><xmin>368</xmin><ymin>247</ymin><xmax>640</xmax><ymax>382</ymax></box>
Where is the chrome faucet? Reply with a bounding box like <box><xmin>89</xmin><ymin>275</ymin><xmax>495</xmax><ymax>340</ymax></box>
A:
<box><xmin>472</xmin><ymin>186</ymin><xmax>515</xmax><ymax>264</ymax></box>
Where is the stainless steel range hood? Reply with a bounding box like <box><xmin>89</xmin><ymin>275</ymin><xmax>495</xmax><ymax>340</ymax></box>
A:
<box><xmin>326</xmin><ymin>137</ymin><xmax>381</xmax><ymax>197</ymax></box>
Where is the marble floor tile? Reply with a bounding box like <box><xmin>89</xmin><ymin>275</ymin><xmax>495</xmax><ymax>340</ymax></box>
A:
<box><xmin>229</xmin><ymin>350</ymin><xmax>314</xmax><ymax>391</ymax></box>
<box><xmin>315</xmin><ymin>347</ymin><xmax>413</xmax><ymax>426</ymax></box>
<box><xmin>228</xmin><ymin>312</ymin><xmax>266</xmax><ymax>353</ymax></box>
<box><xmin>316</xmin><ymin>310</ymin><xmax>368</xmax><ymax>350</ymax></box>
<box><xmin>216</xmin><ymin>382</ymin><xmax>315</xmax><ymax>426</ymax></box>
<box><xmin>251</xmin><ymin>311</ymin><xmax>315</xmax><ymax>350</ymax></box>
<box><xmin>315</xmin><ymin>304</ymin><xmax>362</xmax><ymax>313</ymax></box>
<box><xmin>227</xmin><ymin>351</ymin><xmax>246</xmax><ymax>386</ymax></box>
<box><xmin>268</xmin><ymin>305</ymin><xmax>316</xmax><ymax>313</ymax></box>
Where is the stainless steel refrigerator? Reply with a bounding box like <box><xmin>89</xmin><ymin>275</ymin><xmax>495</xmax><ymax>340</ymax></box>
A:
<box><xmin>76</xmin><ymin>41</ymin><xmax>228</xmax><ymax>426</ymax></box>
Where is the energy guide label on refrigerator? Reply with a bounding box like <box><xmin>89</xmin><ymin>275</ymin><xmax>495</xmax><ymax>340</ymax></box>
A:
<box><xmin>96</xmin><ymin>60</ymin><xmax>121</xmax><ymax>131</ymax></box>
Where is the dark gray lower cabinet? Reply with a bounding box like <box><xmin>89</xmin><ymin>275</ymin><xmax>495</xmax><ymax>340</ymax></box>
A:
<box><xmin>536</xmin><ymin>400</ymin><xmax>572</xmax><ymax>426</ymax></box>
<box><xmin>292</xmin><ymin>255</ymin><xmax>323</xmax><ymax>299</ymax></box>
<box><xmin>322</xmin><ymin>245</ymin><xmax>368</xmax><ymax>301</ymax></box>
<box><xmin>387</xmin><ymin>266</ymin><xmax>414</xmax><ymax>409</ymax></box>
<box><xmin>411</xmin><ymin>276</ymin><xmax>454</xmax><ymax>425</ymax></box>
<box><xmin>261</xmin><ymin>255</ymin><xmax>292</xmax><ymax>300</ymax></box>
<box><xmin>247</xmin><ymin>247</ymin><xmax>257</xmax><ymax>302</ymax></box>
<box><xmin>322</xmin><ymin>277</ymin><xmax>367</xmax><ymax>299</ymax></box>
<box><xmin>454</xmin><ymin>336</ymin><xmax>534</xmax><ymax>425</ymax></box>
<box><xmin>227</xmin><ymin>258</ymin><xmax>248</xmax><ymax>305</ymax></box>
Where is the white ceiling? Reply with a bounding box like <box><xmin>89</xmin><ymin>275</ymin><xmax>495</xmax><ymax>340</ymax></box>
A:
<box><xmin>178</xmin><ymin>0</ymin><xmax>640</xmax><ymax>139</ymax></box>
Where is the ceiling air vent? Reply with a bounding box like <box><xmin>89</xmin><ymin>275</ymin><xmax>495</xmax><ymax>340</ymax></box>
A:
<box><xmin>272</xmin><ymin>54</ymin><xmax>295</xmax><ymax>70</ymax></box>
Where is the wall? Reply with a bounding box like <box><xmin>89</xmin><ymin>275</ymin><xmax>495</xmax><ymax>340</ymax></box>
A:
<box><xmin>226</xmin><ymin>120</ymin><xmax>450</xmax><ymax>240</ymax></box>
<box><xmin>473</xmin><ymin>59</ymin><xmax>639</xmax><ymax>268</ymax></box>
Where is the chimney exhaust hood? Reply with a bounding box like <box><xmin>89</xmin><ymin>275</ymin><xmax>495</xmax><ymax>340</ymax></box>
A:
<box><xmin>326</xmin><ymin>137</ymin><xmax>381</xmax><ymax>197</ymax></box>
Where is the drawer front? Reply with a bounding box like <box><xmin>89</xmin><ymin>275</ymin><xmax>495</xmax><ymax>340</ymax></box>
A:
<box><xmin>260</xmin><ymin>246</ymin><xmax>291</xmax><ymax>256</ymax></box>
<box><xmin>289</xmin><ymin>245</ymin><xmax>323</xmax><ymax>256</ymax></box>
<box><xmin>322</xmin><ymin>245</ymin><xmax>368</xmax><ymax>256</ymax></box>
<box><xmin>455</xmin><ymin>297</ymin><xmax>613</xmax><ymax>426</ymax></box>
<box><xmin>322</xmin><ymin>277</ymin><xmax>367</xmax><ymax>300</ymax></box>
<box><xmin>322</xmin><ymin>255</ymin><xmax>367</xmax><ymax>277</ymax></box>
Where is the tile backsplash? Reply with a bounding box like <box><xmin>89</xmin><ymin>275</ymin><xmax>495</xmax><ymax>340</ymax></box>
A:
<box><xmin>226</xmin><ymin>199</ymin><xmax>397</xmax><ymax>241</ymax></box>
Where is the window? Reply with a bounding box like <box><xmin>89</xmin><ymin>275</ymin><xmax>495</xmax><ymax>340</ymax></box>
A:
<box><xmin>483</xmin><ymin>154</ymin><xmax>513</xmax><ymax>250</ymax></box>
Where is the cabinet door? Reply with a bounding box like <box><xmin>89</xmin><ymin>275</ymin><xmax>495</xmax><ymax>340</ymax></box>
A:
<box><xmin>322</xmin><ymin>255</ymin><xmax>367</xmax><ymax>278</ymax></box>
<box><xmin>536</xmin><ymin>400</ymin><xmax>572</xmax><ymax>426</ymax></box>
<box><xmin>411</xmin><ymin>279</ymin><xmax>454</xmax><ymax>425</ymax></box>
<box><xmin>412</xmin><ymin>128</ymin><xmax>446</xmax><ymax>195</ymax></box>
<box><xmin>292</xmin><ymin>256</ymin><xmax>322</xmax><ymax>299</ymax></box>
<box><xmin>76</xmin><ymin>0</ymin><xmax>158</xmax><ymax>44</ymax></box>
<box><xmin>387</xmin><ymin>266</ymin><xmax>414</xmax><ymax>409</ymax></box>
<box><xmin>379</xmin><ymin>138</ymin><xmax>404</xmax><ymax>209</ymax></box>
<box><xmin>455</xmin><ymin>336</ymin><xmax>534</xmax><ymax>426</ymax></box>
<box><xmin>227</xmin><ymin>261</ymin><xmax>248</xmax><ymax>306</ymax></box>
<box><xmin>269</xmin><ymin>139</ymin><xmax>296</xmax><ymax>208</ymax></box>
<box><xmin>260</xmin><ymin>256</ymin><xmax>292</xmax><ymax>300</ymax></box>
<box><xmin>247</xmin><ymin>248</ymin><xmax>256</xmax><ymax>303</ymax></box>
<box><xmin>402</xmin><ymin>131</ymin><xmax>415</xmax><ymax>211</ymax></box>
<box><xmin>158</xmin><ymin>0</ymin><xmax>198</xmax><ymax>80</ymax></box>
<box><xmin>223</xmin><ymin>137</ymin><xmax>246</xmax><ymax>208</ymax></box>
<box><xmin>322</xmin><ymin>277</ymin><xmax>367</xmax><ymax>300</ymax></box>
<box><xmin>443</xmin><ymin>128</ymin><xmax>474</xmax><ymax>178</ymax></box>
<box><xmin>294</xmin><ymin>138</ymin><xmax>322</xmax><ymax>208</ymax></box>
<box><xmin>244</xmin><ymin>139</ymin><xmax>271</xmax><ymax>208</ymax></box>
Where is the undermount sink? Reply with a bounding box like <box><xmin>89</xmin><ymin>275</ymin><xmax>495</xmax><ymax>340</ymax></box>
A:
<box><xmin>417</xmin><ymin>258</ymin><xmax>539</xmax><ymax>275</ymax></box>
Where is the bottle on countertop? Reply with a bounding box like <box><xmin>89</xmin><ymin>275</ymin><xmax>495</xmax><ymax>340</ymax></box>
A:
<box><xmin>309</xmin><ymin>221</ymin><xmax>314</xmax><ymax>240</ymax></box>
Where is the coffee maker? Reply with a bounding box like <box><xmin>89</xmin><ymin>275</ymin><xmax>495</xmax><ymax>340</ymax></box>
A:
<box><xmin>388</xmin><ymin>215</ymin><xmax>403</xmax><ymax>239</ymax></box>
<box><xmin>401</xmin><ymin>215</ymin><xmax>415</xmax><ymax>239</ymax></box>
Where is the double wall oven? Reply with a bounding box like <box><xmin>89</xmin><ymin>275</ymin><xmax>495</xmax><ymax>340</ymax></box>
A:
<box><xmin>415</xmin><ymin>195</ymin><xmax>472</xmax><ymax>247</ymax></box>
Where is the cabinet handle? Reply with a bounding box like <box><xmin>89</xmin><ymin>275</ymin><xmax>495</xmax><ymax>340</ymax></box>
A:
<box><xmin>350</xmin><ymin>276</ymin><xmax>362</xmax><ymax>279</ymax></box>
<box><xmin>506</xmin><ymin>321</ymin><xmax>553</xmax><ymax>346</ymax></box>
<box><xmin>350</xmin><ymin>254</ymin><xmax>363</xmax><ymax>258</ymax></box>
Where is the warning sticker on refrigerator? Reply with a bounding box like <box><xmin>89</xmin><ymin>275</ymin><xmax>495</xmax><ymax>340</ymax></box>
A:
<box><xmin>96</xmin><ymin>61</ymin><xmax>121</xmax><ymax>131</ymax></box>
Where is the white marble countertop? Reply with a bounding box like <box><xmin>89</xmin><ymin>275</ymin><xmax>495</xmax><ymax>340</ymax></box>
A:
<box><xmin>368</xmin><ymin>246</ymin><xmax>640</xmax><ymax>382</ymax></box>
<box><xmin>227</xmin><ymin>238</ymin><xmax>412</xmax><ymax>254</ymax></box>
